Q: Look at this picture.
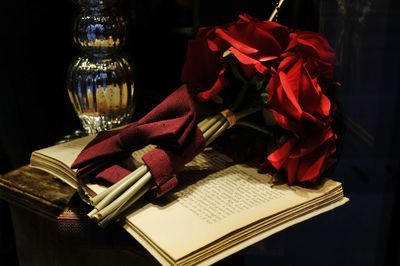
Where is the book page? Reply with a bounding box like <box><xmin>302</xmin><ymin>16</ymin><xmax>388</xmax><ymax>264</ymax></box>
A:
<box><xmin>32</xmin><ymin>137</ymin><xmax>345</xmax><ymax>265</ymax></box>
<box><xmin>33</xmin><ymin>135</ymin><xmax>96</xmax><ymax>168</ymax></box>
<box><xmin>125</xmin><ymin>149</ymin><xmax>342</xmax><ymax>260</ymax></box>
<box><xmin>32</xmin><ymin>136</ymin><xmax>155</xmax><ymax>193</ymax></box>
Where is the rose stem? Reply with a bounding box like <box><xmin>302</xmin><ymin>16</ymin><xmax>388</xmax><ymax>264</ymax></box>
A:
<box><xmin>235</xmin><ymin>121</ymin><xmax>272</xmax><ymax>136</ymax></box>
<box><xmin>91</xmin><ymin>115</ymin><xmax>226</xmax><ymax>222</ymax></box>
<box><xmin>87</xmin><ymin>208</ymin><xmax>98</xmax><ymax>218</ymax></box>
<box><xmin>98</xmin><ymin>182</ymin><xmax>152</xmax><ymax>228</ymax></box>
<box><xmin>197</xmin><ymin>117</ymin><xmax>211</xmax><ymax>129</ymax></box>
<box><xmin>206</xmin><ymin>121</ymin><xmax>229</xmax><ymax>146</ymax></box>
<box><xmin>90</xmin><ymin>165</ymin><xmax>148</xmax><ymax>206</ymax></box>
<box><xmin>203</xmin><ymin>116</ymin><xmax>226</xmax><ymax>140</ymax></box>
<box><xmin>205</xmin><ymin>107</ymin><xmax>262</xmax><ymax>146</ymax></box>
<box><xmin>199</xmin><ymin>114</ymin><xmax>222</xmax><ymax>132</ymax></box>
<box><xmin>231</xmin><ymin>84</ymin><xmax>248</xmax><ymax>112</ymax></box>
<box><xmin>235</xmin><ymin>107</ymin><xmax>261</xmax><ymax>120</ymax></box>
<box><xmin>93</xmin><ymin>172</ymin><xmax>153</xmax><ymax>221</ymax></box>
<box><xmin>93</xmin><ymin>165</ymin><xmax>149</xmax><ymax>211</ymax></box>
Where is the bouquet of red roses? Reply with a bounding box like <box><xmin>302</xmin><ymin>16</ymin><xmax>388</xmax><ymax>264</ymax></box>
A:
<box><xmin>72</xmin><ymin>13</ymin><xmax>339</xmax><ymax>226</ymax></box>
<box><xmin>183</xmin><ymin>14</ymin><xmax>338</xmax><ymax>184</ymax></box>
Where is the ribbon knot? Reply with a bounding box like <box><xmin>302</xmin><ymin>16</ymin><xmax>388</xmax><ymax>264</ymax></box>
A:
<box><xmin>71</xmin><ymin>84</ymin><xmax>205</xmax><ymax>196</ymax></box>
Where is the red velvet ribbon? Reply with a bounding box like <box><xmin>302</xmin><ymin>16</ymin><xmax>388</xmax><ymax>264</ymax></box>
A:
<box><xmin>71</xmin><ymin>85</ymin><xmax>205</xmax><ymax>197</ymax></box>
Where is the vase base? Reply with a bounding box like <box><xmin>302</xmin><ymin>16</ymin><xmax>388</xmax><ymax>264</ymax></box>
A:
<box><xmin>79</xmin><ymin>113</ymin><xmax>132</xmax><ymax>134</ymax></box>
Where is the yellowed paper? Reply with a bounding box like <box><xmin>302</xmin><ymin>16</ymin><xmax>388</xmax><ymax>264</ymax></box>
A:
<box><xmin>30</xmin><ymin>137</ymin><xmax>347</xmax><ymax>266</ymax></box>
<box><xmin>122</xmin><ymin>149</ymin><xmax>345</xmax><ymax>263</ymax></box>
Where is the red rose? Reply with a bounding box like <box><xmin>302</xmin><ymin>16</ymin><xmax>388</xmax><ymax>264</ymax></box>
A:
<box><xmin>181</xmin><ymin>14</ymin><xmax>290</xmax><ymax>101</ymax></box>
<box><xmin>267</xmin><ymin>30</ymin><xmax>336</xmax><ymax>134</ymax></box>
<box><xmin>264</xmin><ymin>30</ymin><xmax>338</xmax><ymax>183</ymax></box>
<box><xmin>181</xmin><ymin>15</ymin><xmax>339</xmax><ymax>184</ymax></box>
<box><xmin>266</xmin><ymin>127</ymin><xmax>337</xmax><ymax>184</ymax></box>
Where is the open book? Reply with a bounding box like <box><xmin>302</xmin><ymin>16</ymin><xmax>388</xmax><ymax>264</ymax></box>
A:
<box><xmin>31</xmin><ymin>136</ymin><xmax>348</xmax><ymax>266</ymax></box>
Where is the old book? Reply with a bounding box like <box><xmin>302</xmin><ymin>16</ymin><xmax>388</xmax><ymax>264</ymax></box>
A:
<box><xmin>0</xmin><ymin>165</ymin><xmax>76</xmax><ymax>219</ymax></box>
<box><xmin>30</xmin><ymin>135</ymin><xmax>96</xmax><ymax>190</ymax></box>
<box><xmin>30</xmin><ymin>136</ymin><xmax>348</xmax><ymax>266</ymax></box>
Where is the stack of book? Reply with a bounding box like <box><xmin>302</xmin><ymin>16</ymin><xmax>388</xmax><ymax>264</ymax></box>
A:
<box><xmin>31</xmin><ymin>135</ymin><xmax>348</xmax><ymax>266</ymax></box>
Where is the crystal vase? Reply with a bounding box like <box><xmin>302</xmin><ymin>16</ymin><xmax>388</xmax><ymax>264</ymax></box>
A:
<box><xmin>67</xmin><ymin>0</ymin><xmax>135</xmax><ymax>134</ymax></box>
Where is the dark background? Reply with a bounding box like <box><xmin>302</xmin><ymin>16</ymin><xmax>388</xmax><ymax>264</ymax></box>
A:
<box><xmin>1</xmin><ymin>0</ymin><xmax>400</xmax><ymax>265</ymax></box>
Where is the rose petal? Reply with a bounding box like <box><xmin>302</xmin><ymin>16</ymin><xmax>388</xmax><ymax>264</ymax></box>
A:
<box><xmin>215</xmin><ymin>28</ymin><xmax>259</xmax><ymax>54</ymax></box>
<box><xmin>181</xmin><ymin>38</ymin><xmax>221</xmax><ymax>87</ymax></box>
<box><xmin>259</xmin><ymin>55</ymin><xmax>278</xmax><ymax>62</ymax></box>
<box><xmin>267</xmin><ymin>138</ymin><xmax>296</xmax><ymax>169</ymax></box>
<box><xmin>301</xmin><ymin>61</ymin><xmax>331</xmax><ymax>117</ymax></box>
<box><xmin>297</xmin><ymin>31</ymin><xmax>336</xmax><ymax>63</ymax></box>
<box><xmin>269</xmin><ymin>109</ymin><xmax>297</xmax><ymax>132</ymax></box>
<box><xmin>247</xmin><ymin>18</ymin><xmax>290</xmax><ymax>49</ymax></box>
<box><xmin>284</xmin><ymin>33</ymin><xmax>298</xmax><ymax>52</ymax></box>
<box><xmin>284</xmin><ymin>157</ymin><xmax>299</xmax><ymax>184</ymax></box>
<box><xmin>278</xmin><ymin>54</ymin><xmax>297</xmax><ymax>71</ymax></box>
<box><xmin>320</xmin><ymin>93</ymin><xmax>331</xmax><ymax>116</ymax></box>
<box><xmin>297</xmin><ymin>148</ymin><xmax>328</xmax><ymax>182</ymax></box>
<box><xmin>278</xmin><ymin>67</ymin><xmax>303</xmax><ymax>119</ymax></box>
<box><xmin>196</xmin><ymin>65</ymin><xmax>230</xmax><ymax>101</ymax></box>
<box><xmin>229</xmin><ymin>47</ymin><xmax>269</xmax><ymax>78</ymax></box>
<box><xmin>289</xmin><ymin>128</ymin><xmax>334</xmax><ymax>158</ymax></box>
<box><xmin>295</xmin><ymin>141</ymin><xmax>335</xmax><ymax>183</ymax></box>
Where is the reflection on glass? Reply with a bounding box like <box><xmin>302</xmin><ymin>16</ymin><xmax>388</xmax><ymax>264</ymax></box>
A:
<box><xmin>67</xmin><ymin>54</ymin><xmax>134</xmax><ymax>134</ymax></box>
